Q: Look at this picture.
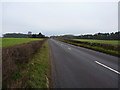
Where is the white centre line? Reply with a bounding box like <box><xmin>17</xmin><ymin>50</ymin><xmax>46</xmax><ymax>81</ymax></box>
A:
<box><xmin>95</xmin><ymin>61</ymin><xmax>120</xmax><ymax>75</ymax></box>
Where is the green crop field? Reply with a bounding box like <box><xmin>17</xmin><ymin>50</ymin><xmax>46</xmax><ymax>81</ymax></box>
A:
<box><xmin>73</xmin><ymin>39</ymin><xmax>119</xmax><ymax>45</ymax></box>
<box><xmin>2</xmin><ymin>38</ymin><xmax>43</xmax><ymax>47</ymax></box>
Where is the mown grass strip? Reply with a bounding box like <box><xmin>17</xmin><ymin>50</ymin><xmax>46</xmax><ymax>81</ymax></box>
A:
<box><xmin>2</xmin><ymin>38</ymin><xmax>43</xmax><ymax>47</ymax></box>
<box><xmin>0</xmin><ymin>38</ymin><xmax>2</xmax><ymax>47</ymax></box>
<box><xmin>25</xmin><ymin>40</ymin><xmax>50</xmax><ymax>88</ymax></box>
<box><xmin>58</xmin><ymin>39</ymin><xmax>120</xmax><ymax>57</ymax></box>
<box><xmin>73</xmin><ymin>39</ymin><xmax>119</xmax><ymax>45</ymax></box>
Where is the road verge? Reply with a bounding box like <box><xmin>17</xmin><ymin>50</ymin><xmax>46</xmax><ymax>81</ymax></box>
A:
<box><xmin>2</xmin><ymin>39</ymin><xmax>50</xmax><ymax>88</ymax></box>
<box><xmin>56</xmin><ymin>39</ymin><xmax>120</xmax><ymax>57</ymax></box>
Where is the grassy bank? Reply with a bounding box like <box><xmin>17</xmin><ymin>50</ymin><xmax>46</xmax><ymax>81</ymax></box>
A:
<box><xmin>58</xmin><ymin>39</ymin><xmax>120</xmax><ymax>57</ymax></box>
<box><xmin>25</xmin><ymin>40</ymin><xmax>50</xmax><ymax>88</ymax></box>
<box><xmin>73</xmin><ymin>39</ymin><xmax>119</xmax><ymax>45</ymax></box>
<box><xmin>2</xmin><ymin>38</ymin><xmax>43</xmax><ymax>47</ymax></box>
<box><xmin>2</xmin><ymin>40</ymin><xmax>50</xmax><ymax>88</ymax></box>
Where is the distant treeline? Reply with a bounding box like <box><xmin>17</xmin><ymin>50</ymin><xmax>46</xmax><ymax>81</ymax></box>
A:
<box><xmin>51</xmin><ymin>31</ymin><xmax>120</xmax><ymax>40</ymax></box>
<box><xmin>3</xmin><ymin>32</ymin><xmax>48</xmax><ymax>38</ymax></box>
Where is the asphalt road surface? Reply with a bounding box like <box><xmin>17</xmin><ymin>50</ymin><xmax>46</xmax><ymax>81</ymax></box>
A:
<box><xmin>48</xmin><ymin>39</ymin><xmax>119</xmax><ymax>88</ymax></box>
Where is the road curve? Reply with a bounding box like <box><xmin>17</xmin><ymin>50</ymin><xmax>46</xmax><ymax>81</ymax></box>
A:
<box><xmin>48</xmin><ymin>39</ymin><xmax>119</xmax><ymax>88</ymax></box>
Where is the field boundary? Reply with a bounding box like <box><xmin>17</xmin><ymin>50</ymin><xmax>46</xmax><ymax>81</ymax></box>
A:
<box><xmin>2</xmin><ymin>39</ymin><xmax>45</xmax><ymax>88</ymax></box>
<box><xmin>56</xmin><ymin>39</ymin><xmax>120</xmax><ymax>57</ymax></box>
<box><xmin>24</xmin><ymin>40</ymin><xmax>50</xmax><ymax>88</ymax></box>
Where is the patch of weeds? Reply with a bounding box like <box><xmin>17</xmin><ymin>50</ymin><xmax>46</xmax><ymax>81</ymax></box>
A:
<box><xmin>2</xmin><ymin>69</ymin><xmax>23</xmax><ymax>88</ymax></box>
<box><xmin>11</xmin><ymin>69</ymin><xmax>23</xmax><ymax>82</ymax></box>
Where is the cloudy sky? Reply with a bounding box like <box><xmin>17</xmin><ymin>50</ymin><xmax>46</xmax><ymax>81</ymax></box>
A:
<box><xmin>1</xmin><ymin>0</ymin><xmax>118</xmax><ymax>36</ymax></box>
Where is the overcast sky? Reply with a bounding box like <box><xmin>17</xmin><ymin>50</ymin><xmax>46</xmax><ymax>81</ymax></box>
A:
<box><xmin>1</xmin><ymin>1</ymin><xmax>118</xmax><ymax>36</ymax></box>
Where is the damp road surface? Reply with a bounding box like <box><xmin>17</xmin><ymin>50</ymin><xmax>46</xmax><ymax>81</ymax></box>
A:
<box><xmin>48</xmin><ymin>39</ymin><xmax>119</xmax><ymax>88</ymax></box>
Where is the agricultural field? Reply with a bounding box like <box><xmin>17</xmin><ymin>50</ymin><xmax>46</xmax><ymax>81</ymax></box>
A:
<box><xmin>2</xmin><ymin>38</ymin><xmax>43</xmax><ymax>47</ymax></box>
<box><xmin>73</xmin><ymin>39</ymin><xmax>119</xmax><ymax>45</ymax></box>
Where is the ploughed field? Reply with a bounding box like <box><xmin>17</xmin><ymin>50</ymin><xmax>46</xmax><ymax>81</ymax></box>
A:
<box><xmin>73</xmin><ymin>39</ymin><xmax>119</xmax><ymax>45</ymax></box>
<box><xmin>2</xmin><ymin>38</ymin><xmax>43</xmax><ymax>47</ymax></box>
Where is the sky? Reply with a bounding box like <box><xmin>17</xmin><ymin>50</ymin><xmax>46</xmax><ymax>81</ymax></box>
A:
<box><xmin>0</xmin><ymin>0</ymin><xmax>119</xmax><ymax>36</ymax></box>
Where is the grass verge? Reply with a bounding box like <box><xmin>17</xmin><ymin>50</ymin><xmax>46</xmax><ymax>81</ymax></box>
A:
<box><xmin>25</xmin><ymin>40</ymin><xmax>50</xmax><ymax>88</ymax></box>
<box><xmin>4</xmin><ymin>40</ymin><xmax>50</xmax><ymax>88</ymax></box>
<box><xmin>58</xmin><ymin>39</ymin><xmax>120</xmax><ymax>57</ymax></box>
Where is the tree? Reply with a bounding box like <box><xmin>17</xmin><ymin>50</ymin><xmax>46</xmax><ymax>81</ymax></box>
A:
<box><xmin>37</xmin><ymin>33</ymin><xmax>45</xmax><ymax>38</ymax></box>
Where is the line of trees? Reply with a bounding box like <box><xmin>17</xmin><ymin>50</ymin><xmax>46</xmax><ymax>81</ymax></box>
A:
<box><xmin>3</xmin><ymin>32</ymin><xmax>48</xmax><ymax>38</ymax></box>
<box><xmin>78</xmin><ymin>32</ymin><xmax>120</xmax><ymax>40</ymax></box>
<box><xmin>3</xmin><ymin>31</ymin><xmax>120</xmax><ymax>40</ymax></box>
<box><xmin>51</xmin><ymin>31</ymin><xmax>120</xmax><ymax>40</ymax></box>
<box><xmin>29</xmin><ymin>33</ymin><xmax>46</xmax><ymax>38</ymax></box>
<box><xmin>3</xmin><ymin>33</ymin><xmax>28</xmax><ymax>38</ymax></box>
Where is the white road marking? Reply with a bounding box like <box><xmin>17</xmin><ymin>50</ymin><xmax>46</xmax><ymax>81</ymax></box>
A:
<box><xmin>68</xmin><ymin>48</ymin><xmax>71</xmax><ymax>50</ymax></box>
<box><xmin>95</xmin><ymin>61</ymin><xmax>120</xmax><ymax>75</ymax></box>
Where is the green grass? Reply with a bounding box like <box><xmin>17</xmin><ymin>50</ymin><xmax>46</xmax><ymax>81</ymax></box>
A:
<box><xmin>2</xmin><ymin>38</ymin><xmax>43</xmax><ymax>47</ymax></box>
<box><xmin>73</xmin><ymin>39</ymin><xmax>119</xmax><ymax>45</ymax></box>
<box><xmin>59</xmin><ymin>39</ymin><xmax>120</xmax><ymax>57</ymax></box>
<box><xmin>26</xmin><ymin>41</ymin><xmax>50</xmax><ymax>88</ymax></box>
<box><xmin>0</xmin><ymin>38</ymin><xmax>1</xmax><ymax>47</ymax></box>
<box><xmin>9</xmin><ymin>40</ymin><xmax>50</xmax><ymax>88</ymax></box>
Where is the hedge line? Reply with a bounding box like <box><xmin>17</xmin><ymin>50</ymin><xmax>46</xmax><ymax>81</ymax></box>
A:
<box><xmin>57</xmin><ymin>39</ymin><xmax>120</xmax><ymax>57</ymax></box>
<box><xmin>63</xmin><ymin>39</ymin><xmax>119</xmax><ymax>51</ymax></box>
<box><xmin>2</xmin><ymin>40</ymin><xmax>45</xmax><ymax>88</ymax></box>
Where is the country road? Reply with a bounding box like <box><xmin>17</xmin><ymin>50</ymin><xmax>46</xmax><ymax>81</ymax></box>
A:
<box><xmin>48</xmin><ymin>39</ymin><xmax>119</xmax><ymax>88</ymax></box>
